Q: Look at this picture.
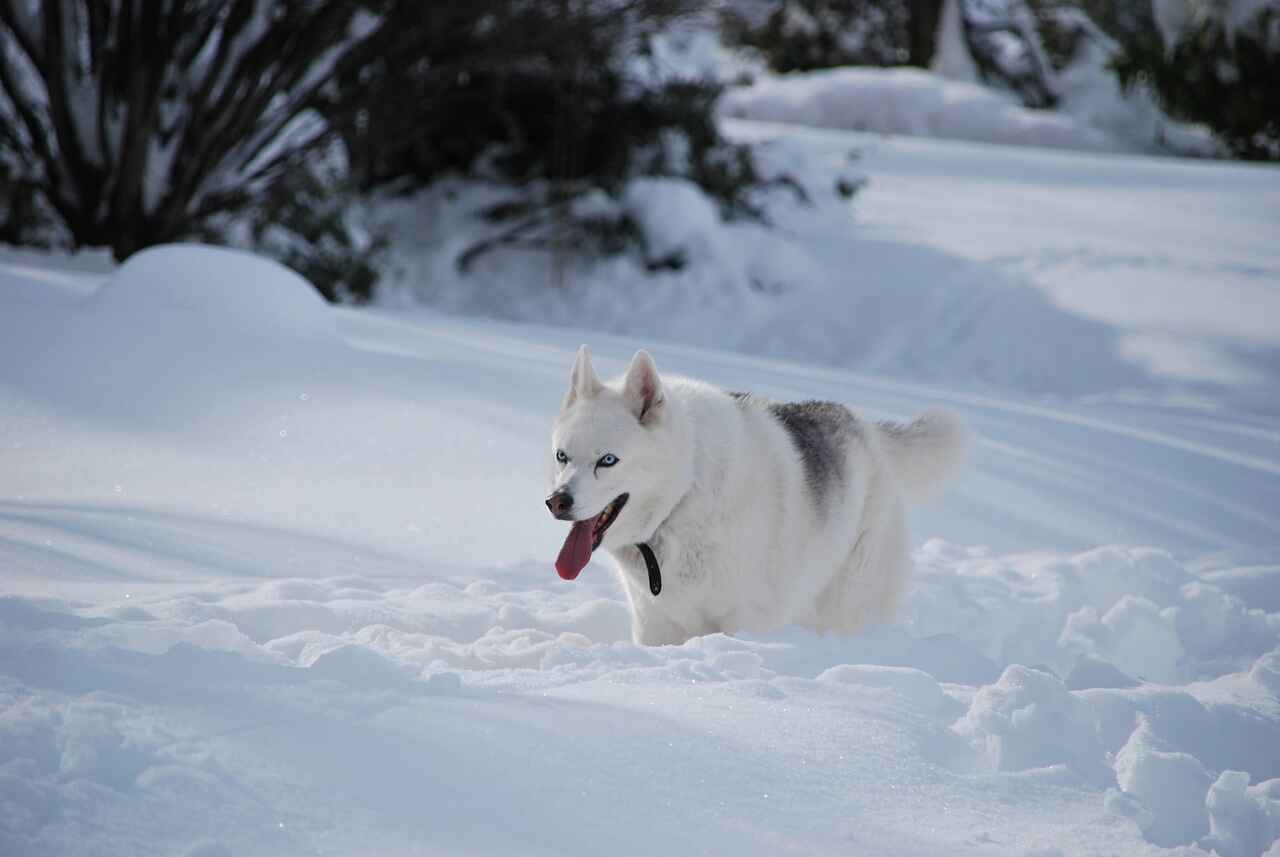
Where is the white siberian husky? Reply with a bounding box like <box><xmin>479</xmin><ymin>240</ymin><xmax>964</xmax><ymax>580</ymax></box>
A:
<box><xmin>546</xmin><ymin>346</ymin><xmax>967</xmax><ymax>646</ymax></box>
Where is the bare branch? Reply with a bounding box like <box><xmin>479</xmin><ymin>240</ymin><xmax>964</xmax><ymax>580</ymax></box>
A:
<box><xmin>0</xmin><ymin>0</ymin><xmax>43</xmax><ymax>66</ymax></box>
<box><xmin>0</xmin><ymin>32</ymin><xmax>58</xmax><ymax>179</ymax></box>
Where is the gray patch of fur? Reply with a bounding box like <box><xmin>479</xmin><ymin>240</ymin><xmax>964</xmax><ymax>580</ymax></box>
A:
<box><xmin>766</xmin><ymin>400</ymin><xmax>857</xmax><ymax>508</ymax></box>
<box><xmin>876</xmin><ymin>418</ymin><xmax>919</xmax><ymax>441</ymax></box>
<box><xmin>727</xmin><ymin>391</ymin><xmax>752</xmax><ymax>405</ymax></box>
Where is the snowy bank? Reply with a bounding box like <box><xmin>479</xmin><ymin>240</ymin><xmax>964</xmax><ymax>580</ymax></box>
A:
<box><xmin>719</xmin><ymin>63</ymin><xmax>1221</xmax><ymax>158</ymax></box>
<box><xmin>720</xmin><ymin>66</ymin><xmax>1121</xmax><ymax>152</ymax></box>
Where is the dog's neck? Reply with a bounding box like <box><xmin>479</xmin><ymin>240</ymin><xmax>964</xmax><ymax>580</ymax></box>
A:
<box><xmin>618</xmin><ymin>504</ymin><xmax>679</xmax><ymax>599</ymax></box>
<box><xmin>622</xmin><ymin>474</ymin><xmax>691</xmax><ymax>600</ymax></box>
<box><xmin>628</xmin><ymin>509</ymin><xmax>673</xmax><ymax>599</ymax></box>
<box><xmin>636</xmin><ymin>542</ymin><xmax>661</xmax><ymax>596</ymax></box>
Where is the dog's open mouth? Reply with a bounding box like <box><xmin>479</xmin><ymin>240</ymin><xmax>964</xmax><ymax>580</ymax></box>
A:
<box><xmin>555</xmin><ymin>493</ymin><xmax>628</xmax><ymax>581</ymax></box>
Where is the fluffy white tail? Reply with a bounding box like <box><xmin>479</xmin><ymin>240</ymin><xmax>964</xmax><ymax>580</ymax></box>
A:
<box><xmin>876</xmin><ymin>408</ymin><xmax>969</xmax><ymax>503</ymax></box>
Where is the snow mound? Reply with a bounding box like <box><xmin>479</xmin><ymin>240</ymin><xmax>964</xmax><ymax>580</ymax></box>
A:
<box><xmin>1113</xmin><ymin>715</ymin><xmax>1213</xmax><ymax>846</ymax></box>
<box><xmin>720</xmin><ymin>67</ymin><xmax>1119</xmax><ymax>153</ymax></box>
<box><xmin>1062</xmin><ymin>595</ymin><xmax>1186</xmax><ymax>685</ymax></box>
<box><xmin>816</xmin><ymin>663</ymin><xmax>960</xmax><ymax>714</ymax></box>
<box><xmin>1204</xmin><ymin>770</ymin><xmax>1280</xmax><ymax>857</ymax></box>
<box><xmin>1253</xmin><ymin>651</ymin><xmax>1280</xmax><ymax>697</ymax></box>
<box><xmin>912</xmin><ymin>544</ymin><xmax>1280</xmax><ymax>686</ymax></box>
<box><xmin>622</xmin><ymin>177</ymin><xmax>727</xmax><ymax>269</ymax></box>
<box><xmin>92</xmin><ymin>244</ymin><xmax>336</xmax><ymax>341</ymax></box>
<box><xmin>956</xmin><ymin>664</ymin><xmax>1110</xmax><ymax>783</ymax></box>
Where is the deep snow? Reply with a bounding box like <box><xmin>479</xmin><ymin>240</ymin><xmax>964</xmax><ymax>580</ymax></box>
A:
<box><xmin>3</xmin><ymin>129</ymin><xmax>1280</xmax><ymax>855</ymax></box>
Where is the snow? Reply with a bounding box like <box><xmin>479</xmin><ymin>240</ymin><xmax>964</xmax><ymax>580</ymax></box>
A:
<box><xmin>721</xmin><ymin>66</ymin><xmax>1120</xmax><ymax>151</ymax></box>
<box><xmin>142</xmin><ymin>133</ymin><xmax>179</xmax><ymax>217</ymax></box>
<box><xmin>622</xmin><ymin>176</ymin><xmax>727</xmax><ymax>267</ymax></box>
<box><xmin>1114</xmin><ymin>714</ymin><xmax>1214</xmax><ymax>844</ymax></box>
<box><xmin>720</xmin><ymin>61</ymin><xmax>1222</xmax><ymax>158</ymax></box>
<box><xmin>90</xmin><ymin>244</ymin><xmax>337</xmax><ymax>342</ymax></box>
<box><xmin>1205</xmin><ymin>770</ymin><xmax>1280</xmax><ymax>857</ymax></box>
<box><xmin>932</xmin><ymin>0</ymin><xmax>982</xmax><ymax>83</ymax></box>
<box><xmin>637</xmin><ymin>18</ymin><xmax>761</xmax><ymax>86</ymax></box>
<box><xmin>718</xmin><ymin>0</ymin><xmax>1225</xmax><ymax>160</ymax></box>
<box><xmin>379</xmin><ymin>121</ymin><xmax>1280</xmax><ymax>417</ymax></box>
<box><xmin>1153</xmin><ymin>0</ymin><xmax>1196</xmax><ymax>50</ymax></box>
<box><xmin>3</xmin><ymin>125</ymin><xmax>1280</xmax><ymax>854</ymax></box>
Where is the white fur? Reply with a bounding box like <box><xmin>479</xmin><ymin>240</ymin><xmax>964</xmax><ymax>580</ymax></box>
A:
<box><xmin>548</xmin><ymin>346</ymin><xmax>967</xmax><ymax>646</ymax></box>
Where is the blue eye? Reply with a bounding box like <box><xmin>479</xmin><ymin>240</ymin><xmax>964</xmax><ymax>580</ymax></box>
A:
<box><xmin>597</xmin><ymin>453</ymin><xmax>618</xmax><ymax>468</ymax></box>
<box><xmin>555</xmin><ymin>450</ymin><xmax>568</xmax><ymax>464</ymax></box>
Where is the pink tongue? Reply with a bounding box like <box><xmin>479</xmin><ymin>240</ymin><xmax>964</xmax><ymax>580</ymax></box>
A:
<box><xmin>555</xmin><ymin>516</ymin><xmax>599</xmax><ymax>580</ymax></box>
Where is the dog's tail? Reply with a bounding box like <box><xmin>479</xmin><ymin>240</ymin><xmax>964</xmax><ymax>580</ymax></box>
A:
<box><xmin>876</xmin><ymin>408</ymin><xmax>969</xmax><ymax>503</ymax></box>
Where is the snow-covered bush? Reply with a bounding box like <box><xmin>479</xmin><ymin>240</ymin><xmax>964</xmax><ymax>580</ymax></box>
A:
<box><xmin>344</xmin><ymin>1</ymin><xmax>786</xmax><ymax>275</ymax></box>
<box><xmin>341</xmin><ymin>1</ymin><xmax>713</xmax><ymax>188</ymax></box>
<box><xmin>196</xmin><ymin>140</ymin><xmax>385</xmax><ymax>303</ymax></box>
<box><xmin>962</xmin><ymin>0</ymin><xmax>1058</xmax><ymax>107</ymax></box>
<box><xmin>720</xmin><ymin>0</ymin><xmax>916</xmax><ymax>71</ymax></box>
<box><xmin>1112</xmin><ymin>1</ymin><xmax>1280</xmax><ymax>160</ymax></box>
<box><xmin>0</xmin><ymin>1</ymin><xmax>384</xmax><ymax>262</ymax></box>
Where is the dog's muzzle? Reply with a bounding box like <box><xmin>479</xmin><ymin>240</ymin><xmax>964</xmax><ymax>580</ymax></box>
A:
<box><xmin>545</xmin><ymin>490</ymin><xmax>574</xmax><ymax>520</ymax></box>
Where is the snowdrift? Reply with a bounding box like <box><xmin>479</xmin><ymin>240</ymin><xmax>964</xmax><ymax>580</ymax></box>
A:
<box><xmin>720</xmin><ymin>66</ymin><xmax>1121</xmax><ymax>152</ymax></box>
<box><xmin>91</xmin><ymin>243</ymin><xmax>338</xmax><ymax>342</ymax></box>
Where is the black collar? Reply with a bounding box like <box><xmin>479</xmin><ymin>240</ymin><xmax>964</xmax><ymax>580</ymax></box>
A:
<box><xmin>637</xmin><ymin>542</ymin><xmax>661</xmax><ymax>597</ymax></box>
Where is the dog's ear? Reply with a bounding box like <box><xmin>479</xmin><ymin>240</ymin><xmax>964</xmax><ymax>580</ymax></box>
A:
<box><xmin>622</xmin><ymin>350</ymin><xmax>664</xmax><ymax>424</ymax></box>
<box><xmin>563</xmin><ymin>344</ymin><xmax>603</xmax><ymax>409</ymax></box>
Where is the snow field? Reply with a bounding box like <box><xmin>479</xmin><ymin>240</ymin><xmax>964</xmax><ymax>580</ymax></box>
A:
<box><xmin>3</xmin><ymin>135</ymin><xmax>1280</xmax><ymax>855</ymax></box>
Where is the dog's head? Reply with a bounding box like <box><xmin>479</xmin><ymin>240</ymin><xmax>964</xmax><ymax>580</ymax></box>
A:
<box><xmin>546</xmin><ymin>345</ymin><xmax>679</xmax><ymax>580</ymax></box>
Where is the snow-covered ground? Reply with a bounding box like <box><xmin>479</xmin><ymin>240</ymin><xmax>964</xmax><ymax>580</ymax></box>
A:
<box><xmin>3</xmin><ymin>125</ymin><xmax>1280</xmax><ymax>855</ymax></box>
<box><xmin>381</xmin><ymin>120</ymin><xmax>1280</xmax><ymax>417</ymax></box>
<box><xmin>721</xmin><ymin>66</ymin><xmax>1131</xmax><ymax>153</ymax></box>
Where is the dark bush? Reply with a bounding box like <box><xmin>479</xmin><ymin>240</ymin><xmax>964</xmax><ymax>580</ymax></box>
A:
<box><xmin>1113</xmin><ymin>7</ymin><xmax>1280</xmax><ymax>161</ymax></box>
<box><xmin>720</xmin><ymin>0</ymin><xmax>914</xmax><ymax>72</ymax></box>
<box><xmin>338</xmin><ymin>2</ymin><xmax>731</xmax><ymax>190</ymax></box>
<box><xmin>339</xmin><ymin>0</ymin><xmax>779</xmax><ymax>271</ymax></box>
<box><xmin>197</xmin><ymin>143</ymin><xmax>385</xmax><ymax>303</ymax></box>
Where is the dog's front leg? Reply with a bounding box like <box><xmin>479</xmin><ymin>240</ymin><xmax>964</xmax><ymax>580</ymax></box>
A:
<box><xmin>632</xmin><ymin>611</ymin><xmax>689</xmax><ymax>647</ymax></box>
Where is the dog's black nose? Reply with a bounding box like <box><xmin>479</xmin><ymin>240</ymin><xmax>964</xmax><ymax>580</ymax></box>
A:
<box><xmin>545</xmin><ymin>491</ymin><xmax>574</xmax><ymax>519</ymax></box>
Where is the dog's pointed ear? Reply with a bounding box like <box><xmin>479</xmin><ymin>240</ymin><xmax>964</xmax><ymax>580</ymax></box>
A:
<box><xmin>563</xmin><ymin>344</ymin><xmax>603</xmax><ymax>409</ymax></box>
<box><xmin>623</xmin><ymin>350</ymin><xmax>664</xmax><ymax>424</ymax></box>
